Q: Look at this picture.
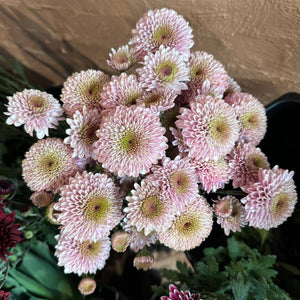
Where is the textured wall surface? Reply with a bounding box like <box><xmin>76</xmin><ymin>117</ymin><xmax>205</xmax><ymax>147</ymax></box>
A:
<box><xmin>0</xmin><ymin>0</ymin><xmax>299</xmax><ymax>105</ymax></box>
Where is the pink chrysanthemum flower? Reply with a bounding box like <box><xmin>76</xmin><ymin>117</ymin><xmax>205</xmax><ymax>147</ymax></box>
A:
<box><xmin>224</xmin><ymin>92</ymin><xmax>267</xmax><ymax>145</ymax></box>
<box><xmin>30</xmin><ymin>191</ymin><xmax>53</xmax><ymax>208</ymax></box>
<box><xmin>228</xmin><ymin>143</ymin><xmax>270</xmax><ymax>190</ymax></box>
<box><xmin>136</xmin><ymin>88</ymin><xmax>177</xmax><ymax>113</ymax></box>
<box><xmin>224</xmin><ymin>76</ymin><xmax>241</xmax><ymax>97</ymax></box>
<box><xmin>22</xmin><ymin>138</ymin><xmax>78</xmax><ymax>193</ymax></box>
<box><xmin>150</xmin><ymin>156</ymin><xmax>198</xmax><ymax>211</ymax></box>
<box><xmin>137</xmin><ymin>45</ymin><xmax>190</xmax><ymax>93</ymax></box>
<box><xmin>213</xmin><ymin>196</ymin><xmax>247</xmax><ymax>236</ymax></box>
<box><xmin>133</xmin><ymin>251</ymin><xmax>155</xmax><ymax>271</ymax></box>
<box><xmin>78</xmin><ymin>278</ymin><xmax>97</xmax><ymax>296</ymax></box>
<box><xmin>100</xmin><ymin>73</ymin><xmax>143</xmax><ymax>110</ymax></box>
<box><xmin>182</xmin><ymin>51</ymin><xmax>228</xmax><ymax>101</ymax></box>
<box><xmin>55</xmin><ymin>232</ymin><xmax>111</xmax><ymax>276</ymax></box>
<box><xmin>158</xmin><ymin>196</ymin><xmax>213</xmax><ymax>251</ymax></box>
<box><xmin>132</xmin><ymin>8</ymin><xmax>193</xmax><ymax>59</ymax></box>
<box><xmin>241</xmin><ymin>166</ymin><xmax>297</xmax><ymax>230</ymax></box>
<box><xmin>124</xmin><ymin>180</ymin><xmax>175</xmax><ymax>235</ymax></box>
<box><xmin>122</xmin><ymin>221</ymin><xmax>157</xmax><ymax>252</ymax></box>
<box><xmin>93</xmin><ymin>106</ymin><xmax>168</xmax><ymax>177</ymax></box>
<box><xmin>55</xmin><ymin>171</ymin><xmax>123</xmax><ymax>242</ymax></box>
<box><xmin>64</xmin><ymin>106</ymin><xmax>101</xmax><ymax>159</ymax></box>
<box><xmin>61</xmin><ymin>69</ymin><xmax>110</xmax><ymax>117</ymax></box>
<box><xmin>107</xmin><ymin>44</ymin><xmax>136</xmax><ymax>72</ymax></box>
<box><xmin>176</xmin><ymin>95</ymin><xmax>239</xmax><ymax>161</ymax></box>
<box><xmin>111</xmin><ymin>230</ymin><xmax>130</xmax><ymax>252</ymax></box>
<box><xmin>5</xmin><ymin>89</ymin><xmax>64</xmax><ymax>139</ymax></box>
<box><xmin>161</xmin><ymin>284</ymin><xmax>201</xmax><ymax>300</ymax></box>
<box><xmin>190</xmin><ymin>156</ymin><xmax>230</xmax><ymax>193</ymax></box>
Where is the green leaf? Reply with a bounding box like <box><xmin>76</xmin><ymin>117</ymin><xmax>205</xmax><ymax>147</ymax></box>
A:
<box><xmin>231</xmin><ymin>273</ymin><xmax>250</xmax><ymax>300</ymax></box>
<box><xmin>176</xmin><ymin>261</ymin><xmax>190</xmax><ymax>277</ymax></box>
<box><xmin>151</xmin><ymin>285</ymin><xmax>169</xmax><ymax>297</ymax></box>
<box><xmin>160</xmin><ymin>268</ymin><xmax>180</xmax><ymax>282</ymax></box>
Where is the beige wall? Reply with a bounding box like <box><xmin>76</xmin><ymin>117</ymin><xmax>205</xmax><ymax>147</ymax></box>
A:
<box><xmin>0</xmin><ymin>0</ymin><xmax>299</xmax><ymax>105</ymax></box>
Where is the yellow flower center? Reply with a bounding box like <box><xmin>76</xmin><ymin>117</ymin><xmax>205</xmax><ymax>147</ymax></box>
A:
<box><xmin>28</xmin><ymin>96</ymin><xmax>47</xmax><ymax>113</ymax></box>
<box><xmin>141</xmin><ymin>196</ymin><xmax>162</xmax><ymax>218</ymax></box>
<box><xmin>83</xmin><ymin>194</ymin><xmax>111</xmax><ymax>223</ymax></box>
<box><xmin>79</xmin><ymin>240</ymin><xmax>101</xmax><ymax>258</ymax></box>
<box><xmin>170</xmin><ymin>171</ymin><xmax>189</xmax><ymax>194</ymax></box>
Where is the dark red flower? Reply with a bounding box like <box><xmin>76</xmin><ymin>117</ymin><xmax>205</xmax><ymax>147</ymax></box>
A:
<box><xmin>0</xmin><ymin>204</ymin><xmax>22</xmax><ymax>261</ymax></box>
<box><xmin>161</xmin><ymin>284</ymin><xmax>201</xmax><ymax>300</ymax></box>
<box><xmin>0</xmin><ymin>290</ymin><xmax>11</xmax><ymax>300</ymax></box>
<box><xmin>0</xmin><ymin>179</ymin><xmax>13</xmax><ymax>197</ymax></box>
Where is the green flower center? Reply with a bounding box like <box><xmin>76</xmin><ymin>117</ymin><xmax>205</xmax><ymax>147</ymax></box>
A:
<box><xmin>83</xmin><ymin>195</ymin><xmax>110</xmax><ymax>223</ymax></box>
<box><xmin>39</xmin><ymin>152</ymin><xmax>62</xmax><ymax>175</ymax></box>
<box><xmin>190</xmin><ymin>64</ymin><xmax>205</xmax><ymax>81</ymax></box>
<box><xmin>119</xmin><ymin>130</ymin><xmax>140</xmax><ymax>154</ymax></box>
<box><xmin>241</xmin><ymin>111</ymin><xmax>259</xmax><ymax>129</ymax></box>
<box><xmin>175</xmin><ymin>214</ymin><xmax>198</xmax><ymax>237</ymax></box>
<box><xmin>79</xmin><ymin>240</ymin><xmax>101</xmax><ymax>258</ymax></box>
<box><xmin>79</xmin><ymin>124</ymin><xmax>99</xmax><ymax>145</ymax></box>
<box><xmin>153</xmin><ymin>26</ymin><xmax>173</xmax><ymax>47</ymax></box>
<box><xmin>170</xmin><ymin>171</ymin><xmax>189</xmax><ymax>194</ymax></box>
<box><xmin>210</xmin><ymin>117</ymin><xmax>230</xmax><ymax>143</ymax></box>
<box><xmin>144</xmin><ymin>94</ymin><xmax>161</xmax><ymax>106</ymax></box>
<box><xmin>81</xmin><ymin>80</ymin><xmax>103</xmax><ymax>104</ymax></box>
<box><xmin>157</xmin><ymin>61</ymin><xmax>178</xmax><ymax>82</ymax></box>
<box><xmin>28</xmin><ymin>96</ymin><xmax>47</xmax><ymax>113</ymax></box>
<box><xmin>141</xmin><ymin>196</ymin><xmax>162</xmax><ymax>219</ymax></box>
<box><xmin>270</xmin><ymin>193</ymin><xmax>289</xmax><ymax>215</ymax></box>
<box><xmin>247</xmin><ymin>154</ymin><xmax>266</xmax><ymax>170</ymax></box>
<box><xmin>114</xmin><ymin>53</ymin><xmax>129</xmax><ymax>64</ymax></box>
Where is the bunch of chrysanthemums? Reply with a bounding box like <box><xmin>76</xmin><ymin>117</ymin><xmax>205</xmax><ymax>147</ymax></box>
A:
<box><xmin>3</xmin><ymin>7</ymin><xmax>297</xmax><ymax>296</ymax></box>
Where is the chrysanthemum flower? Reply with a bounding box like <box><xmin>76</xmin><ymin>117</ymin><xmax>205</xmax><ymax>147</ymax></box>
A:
<box><xmin>5</xmin><ymin>89</ymin><xmax>64</xmax><ymax>139</ymax></box>
<box><xmin>78</xmin><ymin>278</ymin><xmax>97</xmax><ymax>296</ymax></box>
<box><xmin>0</xmin><ymin>204</ymin><xmax>22</xmax><ymax>261</ymax></box>
<box><xmin>22</xmin><ymin>138</ymin><xmax>78</xmax><ymax>193</ymax></box>
<box><xmin>133</xmin><ymin>251</ymin><xmax>155</xmax><ymax>271</ymax></box>
<box><xmin>111</xmin><ymin>230</ymin><xmax>130</xmax><ymax>252</ymax></box>
<box><xmin>182</xmin><ymin>51</ymin><xmax>228</xmax><ymax>101</ymax></box>
<box><xmin>61</xmin><ymin>69</ymin><xmax>110</xmax><ymax>117</ymax></box>
<box><xmin>64</xmin><ymin>106</ymin><xmax>101</xmax><ymax>159</ymax></box>
<box><xmin>176</xmin><ymin>95</ymin><xmax>239</xmax><ymax>161</ymax></box>
<box><xmin>241</xmin><ymin>166</ymin><xmax>297</xmax><ymax>230</ymax></box>
<box><xmin>30</xmin><ymin>191</ymin><xmax>53</xmax><ymax>208</ymax></box>
<box><xmin>150</xmin><ymin>156</ymin><xmax>198</xmax><ymax>211</ymax></box>
<box><xmin>55</xmin><ymin>232</ymin><xmax>111</xmax><ymax>276</ymax></box>
<box><xmin>136</xmin><ymin>88</ymin><xmax>177</xmax><ymax>113</ymax></box>
<box><xmin>190</xmin><ymin>156</ymin><xmax>230</xmax><ymax>193</ymax></box>
<box><xmin>132</xmin><ymin>8</ymin><xmax>193</xmax><ymax>58</ymax></box>
<box><xmin>224</xmin><ymin>92</ymin><xmax>267</xmax><ymax>145</ymax></box>
<box><xmin>161</xmin><ymin>284</ymin><xmax>201</xmax><ymax>300</ymax></box>
<box><xmin>55</xmin><ymin>171</ymin><xmax>123</xmax><ymax>242</ymax></box>
<box><xmin>107</xmin><ymin>44</ymin><xmax>136</xmax><ymax>72</ymax></box>
<box><xmin>158</xmin><ymin>196</ymin><xmax>213</xmax><ymax>251</ymax></box>
<box><xmin>93</xmin><ymin>105</ymin><xmax>168</xmax><ymax>177</ymax></box>
<box><xmin>100</xmin><ymin>73</ymin><xmax>143</xmax><ymax>110</ymax></box>
<box><xmin>137</xmin><ymin>45</ymin><xmax>190</xmax><ymax>93</ymax></box>
<box><xmin>122</xmin><ymin>221</ymin><xmax>157</xmax><ymax>252</ymax></box>
<box><xmin>213</xmin><ymin>196</ymin><xmax>247</xmax><ymax>236</ymax></box>
<box><xmin>228</xmin><ymin>143</ymin><xmax>270</xmax><ymax>190</ymax></box>
<box><xmin>124</xmin><ymin>180</ymin><xmax>175</xmax><ymax>235</ymax></box>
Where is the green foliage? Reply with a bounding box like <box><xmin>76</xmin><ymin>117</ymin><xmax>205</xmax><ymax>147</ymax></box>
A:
<box><xmin>153</xmin><ymin>237</ymin><xmax>291</xmax><ymax>300</ymax></box>
<box><xmin>4</xmin><ymin>241</ymin><xmax>82</xmax><ymax>300</ymax></box>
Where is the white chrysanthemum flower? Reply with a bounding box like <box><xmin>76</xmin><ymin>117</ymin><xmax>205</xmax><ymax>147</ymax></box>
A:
<box><xmin>158</xmin><ymin>196</ymin><xmax>213</xmax><ymax>251</ymax></box>
<box><xmin>55</xmin><ymin>232</ymin><xmax>111</xmax><ymax>276</ymax></box>
<box><xmin>64</xmin><ymin>106</ymin><xmax>101</xmax><ymax>159</ymax></box>
<box><xmin>107</xmin><ymin>44</ymin><xmax>136</xmax><ymax>72</ymax></box>
<box><xmin>124</xmin><ymin>180</ymin><xmax>175</xmax><ymax>235</ymax></box>
<box><xmin>137</xmin><ymin>45</ymin><xmax>190</xmax><ymax>93</ymax></box>
<box><xmin>5</xmin><ymin>89</ymin><xmax>64</xmax><ymax>139</ymax></box>
<box><xmin>55</xmin><ymin>171</ymin><xmax>123</xmax><ymax>242</ymax></box>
